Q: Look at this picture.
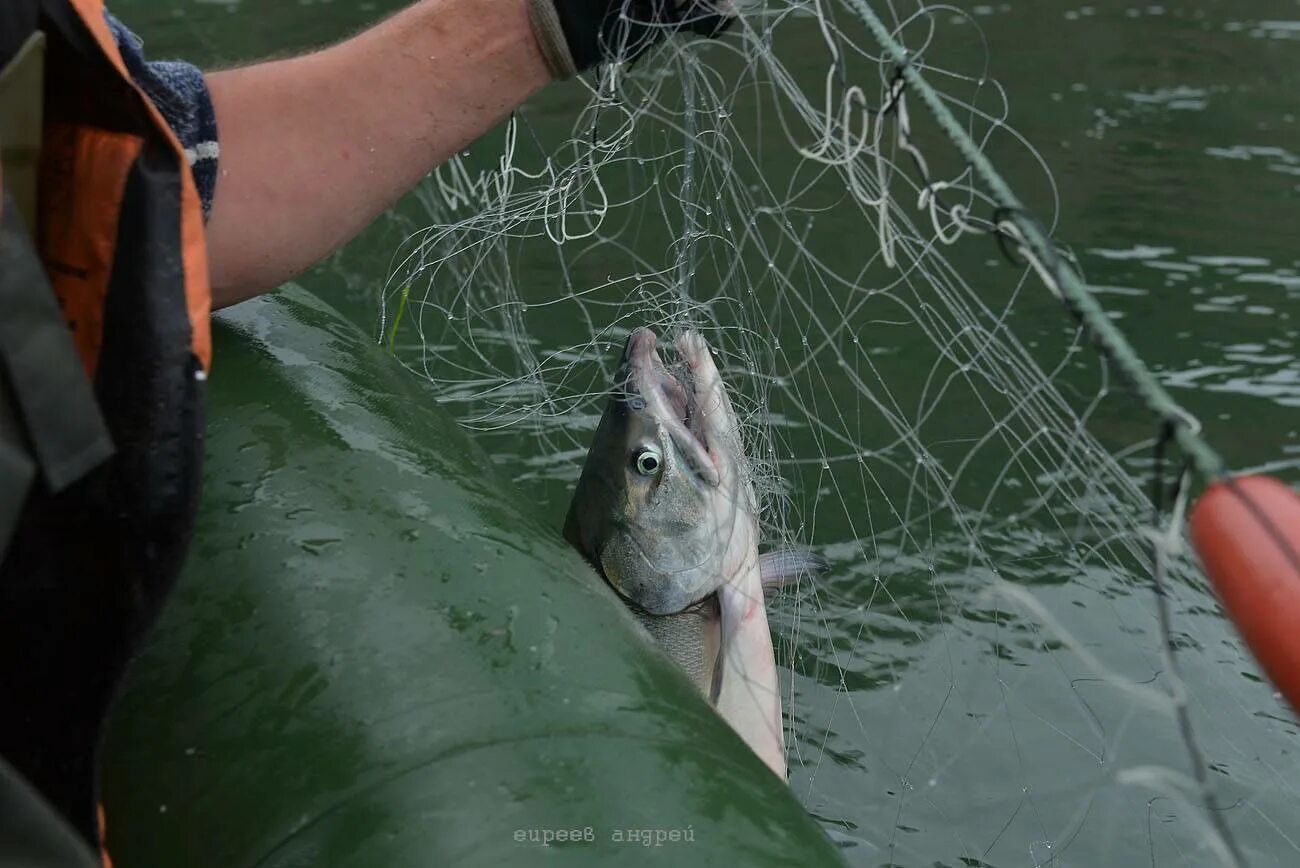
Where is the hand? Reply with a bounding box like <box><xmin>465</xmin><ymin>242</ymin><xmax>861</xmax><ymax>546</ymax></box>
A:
<box><xmin>528</xmin><ymin>0</ymin><xmax>735</xmax><ymax>78</ymax></box>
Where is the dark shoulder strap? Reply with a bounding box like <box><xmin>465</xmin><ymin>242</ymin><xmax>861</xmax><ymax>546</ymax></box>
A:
<box><xmin>0</xmin><ymin>1</ymin><xmax>39</xmax><ymax>62</ymax></box>
<box><xmin>0</xmin><ymin>186</ymin><xmax>114</xmax><ymax>558</ymax></box>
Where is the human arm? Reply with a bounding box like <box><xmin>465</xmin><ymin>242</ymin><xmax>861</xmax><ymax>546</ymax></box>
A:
<box><xmin>203</xmin><ymin>0</ymin><xmax>550</xmax><ymax>309</ymax></box>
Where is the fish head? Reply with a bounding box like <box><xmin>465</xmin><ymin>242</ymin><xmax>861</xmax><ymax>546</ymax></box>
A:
<box><xmin>565</xmin><ymin>327</ymin><xmax>758</xmax><ymax>615</ymax></box>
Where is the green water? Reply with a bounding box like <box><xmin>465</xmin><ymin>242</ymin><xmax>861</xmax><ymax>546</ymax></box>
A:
<box><xmin>110</xmin><ymin>1</ymin><xmax>1300</xmax><ymax>865</ymax></box>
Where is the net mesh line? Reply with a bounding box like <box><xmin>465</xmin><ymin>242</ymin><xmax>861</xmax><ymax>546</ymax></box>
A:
<box><xmin>837</xmin><ymin>2</ymin><xmax>1243</xmax><ymax>861</ymax></box>
<box><xmin>377</xmin><ymin>3</ymin><xmax>1299</xmax><ymax>864</ymax></box>
<box><xmin>838</xmin><ymin>0</ymin><xmax>1227</xmax><ymax>481</ymax></box>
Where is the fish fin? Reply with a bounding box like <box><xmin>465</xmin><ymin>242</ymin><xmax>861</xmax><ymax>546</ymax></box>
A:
<box><xmin>759</xmin><ymin>548</ymin><xmax>829</xmax><ymax>589</ymax></box>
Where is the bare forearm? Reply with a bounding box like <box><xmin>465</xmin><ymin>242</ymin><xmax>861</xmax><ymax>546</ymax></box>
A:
<box><xmin>204</xmin><ymin>0</ymin><xmax>551</xmax><ymax>308</ymax></box>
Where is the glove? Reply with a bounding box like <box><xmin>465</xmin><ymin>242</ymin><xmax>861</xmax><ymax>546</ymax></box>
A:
<box><xmin>528</xmin><ymin>0</ymin><xmax>735</xmax><ymax>79</ymax></box>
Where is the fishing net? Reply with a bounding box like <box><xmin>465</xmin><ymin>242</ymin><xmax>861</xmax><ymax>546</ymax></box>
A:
<box><xmin>381</xmin><ymin>2</ymin><xmax>1296</xmax><ymax>864</ymax></box>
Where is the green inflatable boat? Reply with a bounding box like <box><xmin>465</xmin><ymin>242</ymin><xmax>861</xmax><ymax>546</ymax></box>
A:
<box><xmin>99</xmin><ymin>288</ymin><xmax>843</xmax><ymax>867</ymax></box>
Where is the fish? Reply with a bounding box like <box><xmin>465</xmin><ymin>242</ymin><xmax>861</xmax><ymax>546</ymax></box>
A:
<box><xmin>565</xmin><ymin>327</ymin><xmax>823</xmax><ymax>779</ymax></box>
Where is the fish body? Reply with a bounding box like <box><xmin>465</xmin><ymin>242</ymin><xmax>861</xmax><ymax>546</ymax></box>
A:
<box><xmin>566</xmin><ymin>328</ymin><xmax>813</xmax><ymax>778</ymax></box>
<box><xmin>629</xmin><ymin>595</ymin><xmax>722</xmax><ymax>700</ymax></box>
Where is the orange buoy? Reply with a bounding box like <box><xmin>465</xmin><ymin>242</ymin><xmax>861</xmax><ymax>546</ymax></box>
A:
<box><xmin>98</xmin><ymin>804</ymin><xmax>113</xmax><ymax>868</ymax></box>
<box><xmin>1190</xmin><ymin>475</ymin><xmax>1300</xmax><ymax>711</ymax></box>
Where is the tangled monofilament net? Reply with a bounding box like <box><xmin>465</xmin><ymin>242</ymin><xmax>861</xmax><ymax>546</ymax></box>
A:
<box><xmin>381</xmin><ymin>2</ymin><xmax>1297</xmax><ymax>864</ymax></box>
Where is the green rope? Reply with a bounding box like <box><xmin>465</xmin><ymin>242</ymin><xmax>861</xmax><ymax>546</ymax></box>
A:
<box><xmin>841</xmin><ymin>0</ymin><xmax>1226</xmax><ymax>483</ymax></box>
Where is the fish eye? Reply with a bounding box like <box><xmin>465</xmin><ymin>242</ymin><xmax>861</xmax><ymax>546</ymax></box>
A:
<box><xmin>633</xmin><ymin>446</ymin><xmax>662</xmax><ymax>477</ymax></box>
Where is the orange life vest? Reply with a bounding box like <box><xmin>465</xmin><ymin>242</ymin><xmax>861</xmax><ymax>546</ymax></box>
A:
<box><xmin>0</xmin><ymin>0</ymin><xmax>212</xmax><ymax>853</ymax></box>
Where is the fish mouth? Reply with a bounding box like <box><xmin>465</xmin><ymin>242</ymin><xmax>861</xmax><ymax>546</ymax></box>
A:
<box><xmin>619</xmin><ymin>328</ymin><xmax>724</xmax><ymax>487</ymax></box>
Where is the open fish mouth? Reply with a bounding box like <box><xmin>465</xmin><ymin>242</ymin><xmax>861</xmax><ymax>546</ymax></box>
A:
<box><xmin>618</xmin><ymin>327</ymin><xmax>725</xmax><ymax>487</ymax></box>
